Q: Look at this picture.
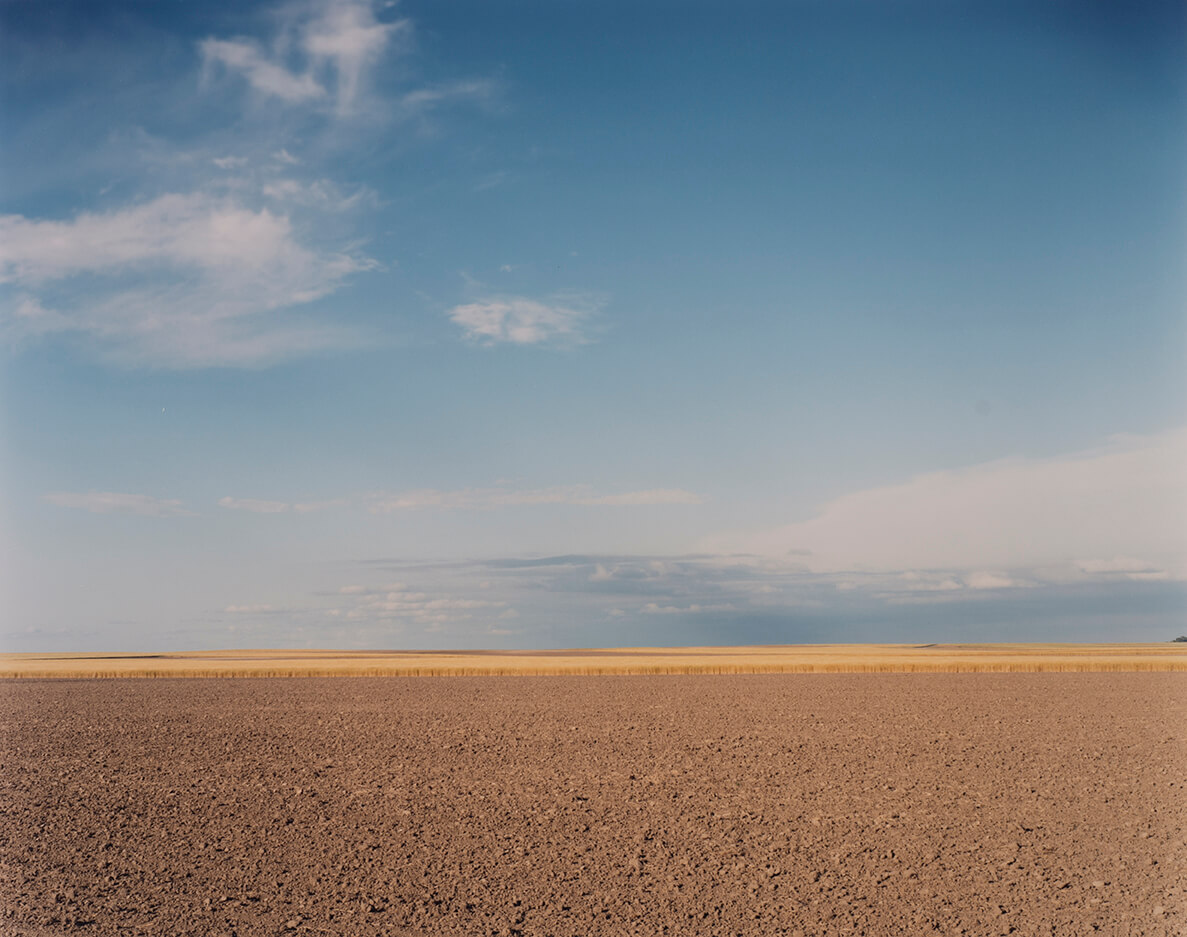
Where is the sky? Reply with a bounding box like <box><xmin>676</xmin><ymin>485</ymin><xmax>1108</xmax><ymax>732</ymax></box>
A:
<box><xmin>1</xmin><ymin>0</ymin><xmax>1185</xmax><ymax>651</ymax></box>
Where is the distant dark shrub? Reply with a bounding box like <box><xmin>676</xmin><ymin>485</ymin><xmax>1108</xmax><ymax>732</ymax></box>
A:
<box><xmin>1174</xmin><ymin>636</ymin><xmax>1187</xmax><ymax>643</ymax></box>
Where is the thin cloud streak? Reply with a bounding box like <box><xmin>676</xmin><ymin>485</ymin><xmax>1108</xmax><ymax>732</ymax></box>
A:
<box><xmin>218</xmin><ymin>496</ymin><xmax>289</xmax><ymax>514</ymax></box>
<box><xmin>43</xmin><ymin>491</ymin><xmax>195</xmax><ymax>517</ymax></box>
<box><xmin>368</xmin><ymin>485</ymin><xmax>702</xmax><ymax>512</ymax></box>
<box><xmin>219</xmin><ymin>496</ymin><xmax>347</xmax><ymax>513</ymax></box>
<box><xmin>398</xmin><ymin>80</ymin><xmax>496</xmax><ymax>118</ymax></box>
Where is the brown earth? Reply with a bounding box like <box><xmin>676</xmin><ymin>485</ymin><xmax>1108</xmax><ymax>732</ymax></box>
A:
<box><xmin>1</xmin><ymin>674</ymin><xmax>1184</xmax><ymax>937</ymax></box>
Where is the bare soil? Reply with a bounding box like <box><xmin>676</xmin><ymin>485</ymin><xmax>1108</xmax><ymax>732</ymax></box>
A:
<box><xmin>1</xmin><ymin>674</ymin><xmax>1184</xmax><ymax>936</ymax></box>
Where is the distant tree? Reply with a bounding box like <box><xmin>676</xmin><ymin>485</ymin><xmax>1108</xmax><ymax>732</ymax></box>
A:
<box><xmin>1174</xmin><ymin>636</ymin><xmax>1187</xmax><ymax>642</ymax></box>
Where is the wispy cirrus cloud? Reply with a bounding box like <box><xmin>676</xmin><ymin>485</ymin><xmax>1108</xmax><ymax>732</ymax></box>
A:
<box><xmin>0</xmin><ymin>193</ymin><xmax>342</xmax><ymax>284</ymax></box>
<box><xmin>218</xmin><ymin>497</ymin><xmax>290</xmax><ymax>514</ymax></box>
<box><xmin>201</xmin><ymin>3</ymin><xmax>493</xmax><ymax>120</ymax></box>
<box><xmin>43</xmin><ymin>491</ymin><xmax>194</xmax><ymax>517</ymax></box>
<box><xmin>448</xmin><ymin>294</ymin><xmax>603</xmax><ymax>346</ymax></box>
<box><xmin>219</xmin><ymin>496</ymin><xmax>346</xmax><ymax>513</ymax></box>
<box><xmin>0</xmin><ymin>193</ymin><xmax>376</xmax><ymax>366</ymax></box>
<box><xmin>3</xmin><ymin>1</ymin><xmax>498</xmax><ymax>370</ymax></box>
<box><xmin>397</xmin><ymin>80</ymin><xmax>495</xmax><ymax>118</ymax></box>
<box><xmin>261</xmin><ymin>178</ymin><xmax>378</xmax><ymax>212</ymax></box>
<box><xmin>641</xmin><ymin>602</ymin><xmax>736</xmax><ymax>615</ymax></box>
<box><xmin>200</xmin><ymin>0</ymin><xmax>407</xmax><ymax>115</ymax></box>
<box><xmin>202</xmin><ymin>38</ymin><xmax>327</xmax><ymax>104</ymax></box>
<box><xmin>368</xmin><ymin>484</ymin><xmax>701</xmax><ymax>512</ymax></box>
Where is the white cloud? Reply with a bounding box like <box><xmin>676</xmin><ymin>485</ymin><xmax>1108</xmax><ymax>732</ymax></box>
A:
<box><xmin>1078</xmin><ymin>555</ymin><xmax>1158</xmax><ymax>574</ymax></box>
<box><xmin>0</xmin><ymin>193</ymin><xmax>376</xmax><ymax>366</ymax></box>
<box><xmin>585</xmin><ymin>559</ymin><xmax>688</xmax><ymax>584</ymax></box>
<box><xmin>4</xmin><ymin>2</ymin><xmax>497</xmax><ymax>370</ymax></box>
<box><xmin>43</xmin><ymin>491</ymin><xmax>194</xmax><ymax>517</ymax></box>
<box><xmin>262</xmin><ymin>178</ymin><xmax>376</xmax><ymax>211</ymax></box>
<box><xmin>896</xmin><ymin>572</ymin><xmax>964</xmax><ymax>592</ymax></box>
<box><xmin>0</xmin><ymin>193</ymin><xmax>304</xmax><ymax>283</ymax></box>
<box><xmin>224</xmin><ymin>604</ymin><xmax>275</xmax><ymax>613</ymax></box>
<box><xmin>200</xmin><ymin>0</ymin><xmax>406</xmax><ymax>115</ymax></box>
<box><xmin>1077</xmin><ymin>555</ymin><xmax>1171</xmax><ymax>582</ymax></box>
<box><xmin>640</xmin><ymin>602</ymin><xmax>735</xmax><ymax>615</ymax></box>
<box><xmin>1124</xmin><ymin>570</ymin><xmax>1173</xmax><ymax>582</ymax></box>
<box><xmin>872</xmin><ymin>569</ymin><xmax>1035</xmax><ymax>604</ymax></box>
<box><xmin>398</xmin><ymin>80</ymin><xmax>494</xmax><ymax>117</ymax></box>
<box><xmin>368</xmin><ymin>484</ymin><xmax>701</xmax><ymax>512</ymax></box>
<box><xmin>705</xmin><ymin>428</ymin><xmax>1187</xmax><ymax>574</ymax></box>
<box><xmin>293</xmin><ymin>499</ymin><xmax>348</xmax><ymax>513</ymax></box>
<box><xmin>448</xmin><ymin>294</ymin><xmax>600</xmax><ymax>346</ymax></box>
<box><xmin>591</xmin><ymin>489</ymin><xmax>701</xmax><ymax>506</ymax></box>
<box><xmin>219</xmin><ymin>496</ymin><xmax>346</xmax><ymax>513</ymax></box>
<box><xmin>218</xmin><ymin>496</ymin><xmax>290</xmax><ymax>514</ymax></box>
<box><xmin>5</xmin><ymin>294</ymin><xmax>68</xmax><ymax>338</ymax></box>
<box><xmin>202</xmin><ymin>38</ymin><xmax>327</xmax><ymax>103</ymax></box>
<box><xmin>962</xmin><ymin>571</ymin><xmax>1030</xmax><ymax>591</ymax></box>
<box><xmin>338</xmin><ymin>582</ymin><xmax>504</xmax><ymax>627</ymax></box>
<box><xmin>305</xmin><ymin>0</ymin><xmax>407</xmax><ymax>112</ymax></box>
<box><xmin>474</xmin><ymin>172</ymin><xmax>509</xmax><ymax>193</ymax></box>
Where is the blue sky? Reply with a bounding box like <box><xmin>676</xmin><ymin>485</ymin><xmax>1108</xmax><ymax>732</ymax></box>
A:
<box><xmin>2</xmin><ymin>0</ymin><xmax>1184</xmax><ymax>651</ymax></box>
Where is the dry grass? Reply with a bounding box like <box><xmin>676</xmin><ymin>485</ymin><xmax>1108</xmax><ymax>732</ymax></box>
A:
<box><xmin>1</xmin><ymin>644</ymin><xmax>1185</xmax><ymax>679</ymax></box>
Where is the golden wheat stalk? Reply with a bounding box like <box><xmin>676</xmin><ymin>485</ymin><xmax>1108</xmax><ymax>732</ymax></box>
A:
<box><xmin>2</xmin><ymin>644</ymin><xmax>1184</xmax><ymax>678</ymax></box>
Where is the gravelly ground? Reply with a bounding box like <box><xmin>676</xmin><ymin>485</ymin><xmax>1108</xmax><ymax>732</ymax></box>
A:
<box><xmin>1</xmin><ymin>674</ymin><xmax>1184</xmax><ymax>937</ymax></box>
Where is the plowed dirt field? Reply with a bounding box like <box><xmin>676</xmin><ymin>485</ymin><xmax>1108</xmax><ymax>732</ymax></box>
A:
<box><xmin>2</xmin><ymin>674</ymin><xmax>1184</xmax><ymax>936</ymax></box>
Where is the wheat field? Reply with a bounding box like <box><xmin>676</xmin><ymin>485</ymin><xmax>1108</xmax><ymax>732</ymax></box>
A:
<box><xmin>1</xmin><ymin>643</ymin><xmax>1185</xmax><ymax>678</ymax></box>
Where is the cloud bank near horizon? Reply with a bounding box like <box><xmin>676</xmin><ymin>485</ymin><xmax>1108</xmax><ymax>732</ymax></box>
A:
<box><xmin>704</xmin><ymin>428</ymin><xmax>1187</xmax><ymax>578</ymax></box>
